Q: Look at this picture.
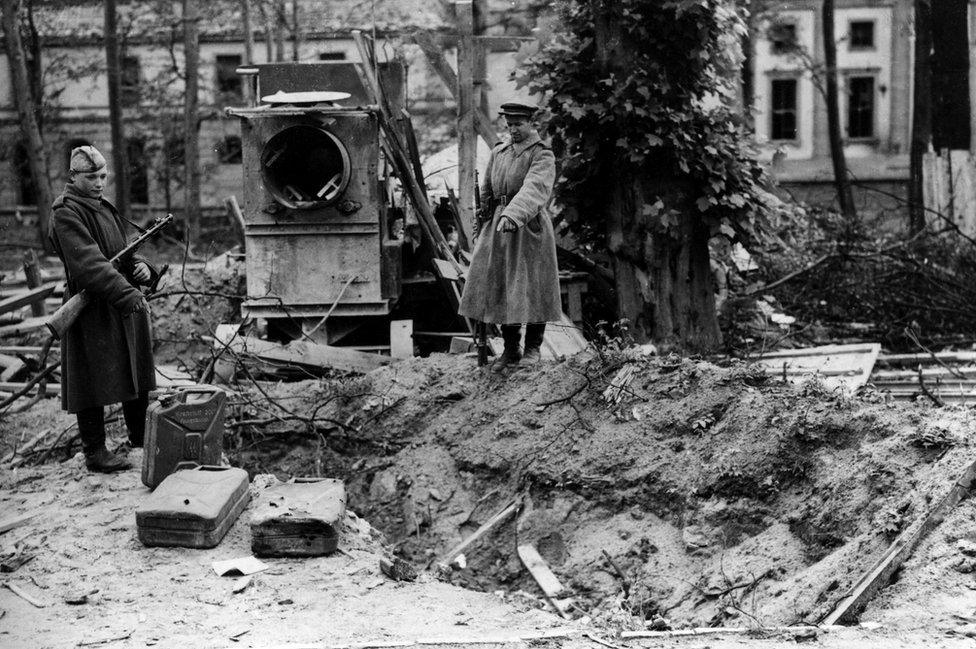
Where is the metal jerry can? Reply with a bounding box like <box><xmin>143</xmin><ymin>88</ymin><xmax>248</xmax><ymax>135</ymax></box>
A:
<box><xmin>142</xmin><ymin>387</ymin><xmax>226</xmax><ymax>489</ymax></box>
<box><xmin>250</xmin><ymin>478</ymin><xmax>346</xmax><ymax>557</ymax></box>
<box><xmin>136</xmin><ymin>466</ymin><xmax>250</xmax><ymax>549</ymax></box>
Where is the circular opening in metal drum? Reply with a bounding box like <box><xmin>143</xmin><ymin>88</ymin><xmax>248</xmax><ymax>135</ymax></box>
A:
<box><xmin>260</xmin><ymin>125</ymin><xmax>351</xmax><ymax>209</ymax></box>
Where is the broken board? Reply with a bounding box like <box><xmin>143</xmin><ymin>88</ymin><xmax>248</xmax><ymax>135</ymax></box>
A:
<box><xmin>214</xmin><ymin>326</ymin><xmax>390</xmax><ymax>374</ymax></box>
<box><xmin>752</xmin><ymin>343</ymin><xmax>880</xmax><ymax>393</ymax></box>
<box><xmin>517</xmin><ymin>544</ymin><xmax>571</xmax><ymax>618</ymax></box>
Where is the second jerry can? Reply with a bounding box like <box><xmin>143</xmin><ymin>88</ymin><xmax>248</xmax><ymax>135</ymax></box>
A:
<box><xmin>142</xmin><ymin>386</ymin><xmax>226</xmax><ymax>489</ymax></box>
<box><xmin>250</xmin><ymin>478</ymin><xmax>346</xmax><ymax>557</ymax></box>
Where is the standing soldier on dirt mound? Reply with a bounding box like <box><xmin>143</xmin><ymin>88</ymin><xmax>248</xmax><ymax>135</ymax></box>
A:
<box><xmin>49</xmin><ymin>145</ymin><xmax>159</xmax><ymax>473</ymax></box>
<box><xmin>459</xmin><ymin>102</ymin><xmax>561</xmax><ymax>372</ymax></box>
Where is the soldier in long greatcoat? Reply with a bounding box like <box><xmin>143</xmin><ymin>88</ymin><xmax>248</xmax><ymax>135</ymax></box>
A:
<box><xmin>459</xmin><ymin>102</ymin><xmax>561</xmax><ymax>372</ymax></box>
<box><xmin>49</xmin><ymin>145</ymin><xmax>158</xmax><ymax>473</ymax></box>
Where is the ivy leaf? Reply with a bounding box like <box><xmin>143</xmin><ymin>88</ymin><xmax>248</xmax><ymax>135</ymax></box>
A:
<box><xmin>646</xmin><ymin>133</ymin><xmax>663</xmax><ymax>147</ymax></box>
<box><xmin>695</xmin><ymin>197</ymin><xmax>712</xmax><ymax>212</ymax></box>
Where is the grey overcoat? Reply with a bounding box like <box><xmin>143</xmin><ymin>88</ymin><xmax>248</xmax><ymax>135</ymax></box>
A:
<box><xmin>459</xmin><ymin>130</ymin><xmax>562</xmax><ymax>324</ymax></box>
<box><xmin>49</xmin><ymin>183</ymin><xmax>157</xmax><ymax>413</ymax></box>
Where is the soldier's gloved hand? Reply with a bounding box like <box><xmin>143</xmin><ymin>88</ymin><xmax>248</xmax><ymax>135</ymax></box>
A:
<box><xmin>132</xmin><ymin>261</ymin><xmax>152</xmax><ymax>284</ymax></box>
<box><xmin>496</xmin><ymin>215</ymin><xmax>518</xmax><ymax>233</ymax></box>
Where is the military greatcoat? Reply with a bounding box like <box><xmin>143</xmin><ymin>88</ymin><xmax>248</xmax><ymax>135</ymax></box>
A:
<box><xmin>49</xmin><ymin>183</ymin><xmax>157</xmax><ymax>413</ymax></box>
<box><xmin>459</xmin><ymin>130</ymin><xmax>562</xmax><ymax>324</ymax></box>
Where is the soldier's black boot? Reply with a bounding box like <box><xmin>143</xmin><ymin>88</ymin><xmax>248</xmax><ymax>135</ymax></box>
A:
<box><xmin>122</xmin><ymin>392</ymin><xmax>149</xmax><ymax>448</ymax></box>
<box><xmin>521</xmin><ymin>323</ymin><xmax>546</xmax><ymax>367</ymax></box>
<box><xmin>78</xmin><ymin>406</ymin><xmax>130</xmax><ymax>473</ymax></box>
<box><xmin>492</xmin><ymin>325</ymin><xmax>522</xmax><ymax>372</ymax></box>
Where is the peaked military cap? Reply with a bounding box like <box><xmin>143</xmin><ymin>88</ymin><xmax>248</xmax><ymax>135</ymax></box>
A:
<box><xmin>498</xmin><ymin>101</ymin><xmax>538</xmax><ymax>118</ymax></box>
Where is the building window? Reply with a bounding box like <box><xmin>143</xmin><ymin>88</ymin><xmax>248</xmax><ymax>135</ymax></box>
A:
<box><xmin>217</xmin><ymin>135</ymin><xmax>242</xmax><ymax>164</ymax></box>
<box><xmin>849</xmin><ymin>21</ymin><xmax>875</xmax><ymax>50</ymax></box>
<box><xmin>319</xmin><ymin>52</ymin><xmax>346</xmax><ymax>61</ymax></box>
<box><xmin>768</xmin><ymin>23</ymin><xmax>797</xmax><ymax>54</ymax></box>
<box><xmin>770</xmin><ymin>78</ymin><xmax>798</xmax><ymax>141</ymax></box>
<box><xmin>127</xmin><ymin>138</ymin><xmax>149</xmax><ymax>204</ymax></box>
<box><xmin>215</xmin><ymin>54</ymin><xmax>243</xmax><ymax>103</ymax></box>
<box><xmin>847</xmin><ymin>76</ymin><xmax>875</xmax><ymax>138</ymax></box>
<box><xmin>121</xmin><ymin>56</ymin><xmax>141</xmax><ymax>106</ymax></box>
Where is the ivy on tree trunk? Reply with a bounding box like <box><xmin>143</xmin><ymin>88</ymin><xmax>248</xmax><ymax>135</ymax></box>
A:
<box><xmin>521</xmin><ymin>0</ymin><xmax>768</xmax><ymax>352</ymax></box>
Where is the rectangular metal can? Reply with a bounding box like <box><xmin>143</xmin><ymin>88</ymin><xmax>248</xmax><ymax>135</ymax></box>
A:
<box><xmin>142</xmin><ymin>387</ymin><xmax>226</xmax><ymax>489</ymax></box>
<box><xmin>136</xmin><ymin>466</ymin><xmax>250</xmax><ymax>548</ymax></box>
<box><xmin>250</xmin><ymin>478</ymin><xmax>346</xmax><ymax>557</ymax></box>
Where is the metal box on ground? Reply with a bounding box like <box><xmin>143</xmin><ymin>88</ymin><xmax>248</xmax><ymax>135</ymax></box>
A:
<box><xmin>136</xmin><ymin>466</ymin><xmax>250</xmax><ymax>549</ymax></box>
<box><xmin>142</xmin><ymin>387</ymin><xmax>226</xmax><ymax>489</ymax></box>
<box><xmin>250</xmin><ymin>478</ymin><xmax>346</xmax><ymax>557</ymax></box>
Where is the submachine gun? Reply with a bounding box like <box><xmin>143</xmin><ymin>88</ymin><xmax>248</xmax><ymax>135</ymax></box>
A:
<box><xmin>46</xmin><ymin>213</ymin><xmax>175</xmax><ymax>340</ymax></box>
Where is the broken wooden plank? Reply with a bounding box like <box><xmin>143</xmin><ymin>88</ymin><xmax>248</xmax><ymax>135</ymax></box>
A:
<box><xmin>1</xmin><ymin>428</ymin><xmax>51</xmax><ymax>464</ymax></box>
<box><xmin>877</xmin><ymin>352</ymin><xmax>976</xmax><ymax>366</ymax></box>
<box><xmin>517</xmin><ymin>544</ymin><xmax>570</xmax><ymax>618</ymax></box>
<box><xmin>0</xmin><ymin>512</ymin><xmax>38</xmax><ymax>534</ymax></box>
<box><xmin>436</xmin><ymin>499</ymin><xmax>519</xmax><ymax>567</ymax></box>
<box><xmin>390</xmin><ymin>320</ymin><xmax>413</xmax><ymax>359</ymax></box>
<box><xmin>822</xmin><ymin>456</ymin><xmax>976</xmax><ymax>625</ymax></box>
<box><xmin>0</xmin><ymin>381</ymin><xmax>60</xmax><ymax>394</ymax></box>
<box><xmin>215</xmin><ymin>329</ymin><xmax>391</xmax><ymax>375</ymax></box>
<box><xmin>754</xmin><ymin>343</ymin><xmax>880</xmax><ymax>393</ymax></box>
<box><xmin>0</xmin><ymin>284</ymin><xmax>56</xmax><ymax>318</ymax></box>
<box><xmin>0</xmin><ymin>316</ymin><xmax>48</xmax><ymax>337</ymax></box>
<box><xmin>3</xmin><ymin>581</ymin><xmax>46</xmax><ymax>608</ymax></box>
<box><xmin>0</xmin><ymin>358</ymin><xmax>25</xmax><ymax>382</ymax></box>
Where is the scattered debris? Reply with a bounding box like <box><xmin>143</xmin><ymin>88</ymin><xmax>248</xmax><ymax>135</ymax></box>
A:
<box><xmin>379</xmin><ymin>556</ymin><xmax>418</xmax><ymax>582</ymax></box>
<box><xmin>231</xmin><ymin>575</ymin><xmax>253</xmax><ymax>594</ymax></box>
<box><xmin>212</xmin><ymin>556</ymin><xmax>269</xmax><ymax>577</ymax></box>
<box><xmin>435</xmin><ymin>498</ymin><xmax>520</xmax><ymax>568</ymax></box>
<box><xmin>517</xmin><ymin>544</ymin><xmax>571</xmax><ymax>619</ymax></box>
<box><xmin>0</xmin><ymin>512</ymin><xmax>37</xmax><ymax>535</ymax></box>
<box><xmin>3</xmin><ymin>581</ymin><xmax>47</xmax><ymax>608</ymax></box>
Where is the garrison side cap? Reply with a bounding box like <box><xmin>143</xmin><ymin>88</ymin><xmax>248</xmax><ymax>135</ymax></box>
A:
<box><xmin>498</xmin><ymin>101</ymin><xmax>538</xmax><ymax>118</ymax></box>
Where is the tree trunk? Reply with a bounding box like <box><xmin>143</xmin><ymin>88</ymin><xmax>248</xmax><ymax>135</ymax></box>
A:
<box><xmin>909</xmin><ymin>0</ymin><xmax>933</xmax><ymax>233</ymax></box>
<box><xmin>291</xmin><ymin>0</ymin><xmax>300</xmax><ymax>62</ymax></box>
<box><xmin>182</xmin><ymin>0</ymin><xmax>201</xmax><ymax>246</ymax></box>
<box><xmin>1</xmin><ymin>0</ymin><xmax>54</xmax><ymax>253</ymax></box>
<box><xmin>105</xmin><ymin>0</ymin><xmax>131</xmax><ymax>217</ymax></box>
<box><xmin>822</xmin><ymin>0</ymin><xmax>858</xmax><ymax>222</ymax></box>
<box><xmin>24</xmin><ymin>0</ymin><xmax>43</xmax><ymax>131</ymax></box>
<box><xmin>242</xmin><ymin>0</ymin><xmax>254</xmax><ymax>64</ymax></box>
<box><xmin>274</xmin><ymin>0</ymin><xmax>286</xmax><ymax>62</ymax></box>
<box><xmin>594</xmin><ymin>5</ymin><xmax>721</xmax><ymax>352</ymax></box>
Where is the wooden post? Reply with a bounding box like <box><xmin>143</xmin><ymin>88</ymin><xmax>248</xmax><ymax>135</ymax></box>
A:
<box><xmin>242</xmin><ymin>0</ymin><xmax>255</xmax><ymax>103</ymax></box>
<box><xmin>970</xmin><ymin>0</ymin><xmax>976</xmax><ymax>154</ymax></box>
<box><xmin>22</xmin><ymin>250</ymin><xmax>46</xmax><ymax>317</ymax></box>
<box><xmin>456</xmin><ymin>1</ymin><xmax>476</xmax><ymax>244</ymax></box>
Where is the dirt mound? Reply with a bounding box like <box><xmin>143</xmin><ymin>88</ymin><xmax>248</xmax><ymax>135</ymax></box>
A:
<box><xmin>224</xmin><ymin>351</ymin><xmax>976</xmax><ymax>630</ymax></box>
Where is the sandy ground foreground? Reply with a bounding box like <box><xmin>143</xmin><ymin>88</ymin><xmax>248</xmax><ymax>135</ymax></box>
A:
<box><xmin>0</xmin><ymin>451</ymin><xmax>972</xmax><ymax>649</ymax></box>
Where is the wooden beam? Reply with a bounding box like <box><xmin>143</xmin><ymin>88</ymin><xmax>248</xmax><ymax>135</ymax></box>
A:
<box><xmin>822</xmin><ymin>456</ymin><xmax>976</xmax><ymax>625</ymax></box>
<box><xmin>0</xmin><ymin>316</ymin><xmax>49</xmax><ymax>337</ymax></box>
<box><xmin>436</xmin><ymin>499</ymin><xmax>519</xmax><ymax>567</ymax></box>
<box><xmin>456</xmin><ymin>0</ymin><xmax>476</xmax><ymax>245</ymax></box>
<box><xmin>517</xmin><ymin>544</ymin><xmax>571</xmax><ymax>618</ymax></box>
<box><xmin>22</xmin><ymin>250</ymin><xmax>47</xmax><ymax>317</ymax></box>
<box><xmin>215</xmin><ymin>329</ymin><xmax>391</xmax><ymax>375</ymax></box>
<box><xmin>412</xmin><ymin>30</ymin><xmax>500</xmax><ymax>147</ymax></box>
<box><xmin>0</xmin><ymin>284</ymin><xmax>56</xmax><ymax>318</ymax></box>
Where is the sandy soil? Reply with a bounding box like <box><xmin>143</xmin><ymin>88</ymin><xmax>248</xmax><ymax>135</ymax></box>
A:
<box><xmin>4</xmin><ymin>263</ymin><xmax>976</xmax><ymax>647</ymax></box>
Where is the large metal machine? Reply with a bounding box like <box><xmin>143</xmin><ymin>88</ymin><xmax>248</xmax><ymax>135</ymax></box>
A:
<box><xmin>227</xmin><ymin>63</ymin><xmax>407</xmax><ymax>342</ymax></box>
